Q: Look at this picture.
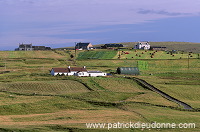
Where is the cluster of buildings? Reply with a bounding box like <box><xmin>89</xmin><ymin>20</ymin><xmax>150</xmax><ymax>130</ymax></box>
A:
<box><xmin>75</xmin><ymin>41</ymin><xmax>166</xmax><ymax>51</ymax></box>
<box><xmin>75</xmin><ymin>42</ymin><xmax>124</xmax><ymax>50</ymax></box>
<box><xmin>50</xmin><ymin>66</ymin><xmax>140</xmax><ymax>77</ymax></box>
<box><xmin>15</xmin><ymin>43</ymin><xmax>51</xmax><ymax>51</ymax></box>
<box><xmin>15</xmin><ymin>41</ymin><xmax>167</xmax><ymax>51</ymax></box>
<box><xmin>50</xmin><ymin>66</ymin><xmax>107</xmax><ymax>77</ymax></box>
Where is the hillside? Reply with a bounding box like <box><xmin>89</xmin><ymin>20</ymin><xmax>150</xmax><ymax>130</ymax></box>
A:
<box><xmin>0</xmin><ymin>50</ymin><xmax>199</xmax><ymax>131</ymax></box>
<box><xmin>121</xmin><ymin>42</ymin><xmax>200</xmax><ymax>53</ymax></box>
<box><xmin>58</xmin><ymin>41</ymin><xmax>200</xmax><ymax>53</ymax></box>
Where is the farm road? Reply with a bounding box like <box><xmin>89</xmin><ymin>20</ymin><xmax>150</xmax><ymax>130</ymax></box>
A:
<box><xmin>126</xmin><ymin>77</ymin><xmax>193</xmax><ymax>110</ymax></box>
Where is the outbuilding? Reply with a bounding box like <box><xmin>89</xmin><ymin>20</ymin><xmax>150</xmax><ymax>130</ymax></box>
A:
<box><xmin>117</xmin><ymin>67</ymin><xmax>140</xmax><ymax>75</ymax></box>
<box><xmin>75</xmin><ymin>71</ymin><xmax>107</xmax><ymax>77</ymax></box>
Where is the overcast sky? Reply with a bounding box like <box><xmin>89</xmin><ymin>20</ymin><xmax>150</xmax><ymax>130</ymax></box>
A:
<box><xmin>1</xmin><ymin>0</ymin><xmax>200</xmax><ymax>50</ymax></box>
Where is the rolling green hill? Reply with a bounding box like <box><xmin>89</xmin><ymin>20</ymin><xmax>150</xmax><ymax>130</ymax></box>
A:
<box><xmin>0</xmin><ymin>50</ymin><xmax>199</xmax><ymax>131</ymax></box>
<box><xmin>58</xmin><ymin>41</ymin><xmax>200</xmax><ymax>53</ymax></box>
<box><xmin>121</xmin><ymin>41</ymin><xmax>200</xmax><ymax>53</ymax></box>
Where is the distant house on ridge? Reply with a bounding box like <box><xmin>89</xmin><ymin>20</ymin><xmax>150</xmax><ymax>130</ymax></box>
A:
<box><xmin>134</xmin><ymin>41</ymin><xmax>150</xmax><ymax>50</ymax></box>
<box><xmin>15</xmin><ymin>43</ymin><xmax>51</xmax><ymax>51</ymax></box>
<box><xmin>75</xmin><ymin>42</ymin><xmax>94</xmax><ymax>50</ymax></box>
<box><xmin>102</xmin><ymin>44</ymin><xmax>124</xmax><ymax>49</ymax></box>
<box><xmin>17</xmin><ymin>44</ymin><xmax>33</xmax><ymax>51</ymax></box>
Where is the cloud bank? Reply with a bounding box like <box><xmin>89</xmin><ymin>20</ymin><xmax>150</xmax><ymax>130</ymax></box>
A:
<box><xmin>0</xmin><ymin>0</ymin><xmax>200</xmax><ymax>49</ymax></box>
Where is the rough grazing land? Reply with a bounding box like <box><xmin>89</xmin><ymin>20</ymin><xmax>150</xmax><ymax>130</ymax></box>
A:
<box><xmin>0</xmin><ymin>49</ymin><xmax>199</xmax><ymax>131</ymax></box>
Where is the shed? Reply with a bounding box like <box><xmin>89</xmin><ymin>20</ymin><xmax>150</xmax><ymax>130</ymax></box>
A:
<box><xmin>117</xmin><ymin>67</ymin><xmax>140</xmax><ymax>75</ymax></box>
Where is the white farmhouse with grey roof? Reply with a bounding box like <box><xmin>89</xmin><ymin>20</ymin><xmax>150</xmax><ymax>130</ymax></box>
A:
<box><xmin>134</xmin><ymin>41</ymin><xmax>150</xmax><ymax>50</ymax></box>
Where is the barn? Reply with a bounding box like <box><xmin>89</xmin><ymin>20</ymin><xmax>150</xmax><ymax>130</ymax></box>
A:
<box><xmin>102</xmin><ymin>44</ymin><xmax>124</xmax><ymax>49</ymax></box>
<box><xmin>117</xmin><ymin>67</ymin><xmax>140</xmax><ymax>75</ymax></box>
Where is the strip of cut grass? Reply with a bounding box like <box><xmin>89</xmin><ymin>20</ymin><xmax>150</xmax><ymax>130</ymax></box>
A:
<box><xmin>0</xmin><ymin>80</ymin><xmax>90</xmax><ymax>95</ymax></box>
<box><xmin>77</xmin><ymin>50</ymin><xmax>117</xmax><ymax>60</ymax></box>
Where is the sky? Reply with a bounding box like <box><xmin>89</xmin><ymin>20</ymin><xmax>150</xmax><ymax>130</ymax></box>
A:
<box><xmin>1</xmin><ymin>0</ymin><xmax>200</xmax><ymax>50</ymax></box>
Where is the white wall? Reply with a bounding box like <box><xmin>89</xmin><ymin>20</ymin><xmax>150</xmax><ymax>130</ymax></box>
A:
<box><xmin>75</xmin><ymin>72</ymin><xmax>107</xmax><ymax>77</ymax></box>
<box><xmin>51</xmin><ymin>70</ymin><xmax>107</xmax><ymax>77</ymax></box>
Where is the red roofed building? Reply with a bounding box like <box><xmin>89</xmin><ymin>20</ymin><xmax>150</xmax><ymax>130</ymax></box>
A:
<box><xmin>50</xmin><ymin>66</ymin><xmax>87</xmax><ymax>76</ymax></box>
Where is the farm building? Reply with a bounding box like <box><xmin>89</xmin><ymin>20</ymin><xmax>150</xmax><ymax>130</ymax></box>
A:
<box><xmin>50</xmin><ymin>66</ymin><xmax>106</xmax><ymax>77</ymax></box>
<box><xmin>75</xmin><ymin>71</ymin><xmax>107</xmax><ymax>77</ymax></box>
<box><xmin>134</xmin><ymin>41</ymin><xmax>150</xmax><ymax>50</ymax></box>
<box><xmin>50</xmin><ymin>66</ymin><xmax>87</xmax><ymax>76</ymax></box>
<box><xmin>150</xmin><ymin>46</ymin><xmax>167</xmax><ymax>51</ymax></box>
<box><xmin>16</xmin><ymin>44</ymin><xmax>33</xmax><ymax>51</ymax></box>
<box><xmin>75</xmin><ymin>42</ymin><xmax>94</xmax><ymax>50</ymax></box>
<box><xmin>102</xmin><ymin>44</ymin><xmax>124</xmax><ymax>49</ymax></box>
<box><xmin>15</xmin><ymin>43</ymin><xmax>51</xmax><ymax>51</ymax></box>
<box><xmin>50</xmin><ymin>68</ymin><xmax>70</xmax><ymax>76</ymax></box>
<box><xmin>117</xmin><ymin>67</ymin><xmax>140</xmax><ymax>75</ymax></box>
<box><xmin>32</xmin><ymin>46</ymin><xmax>51</xmax><ymax>50</ymax></box>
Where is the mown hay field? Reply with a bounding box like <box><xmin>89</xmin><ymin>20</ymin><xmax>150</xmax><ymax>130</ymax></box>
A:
<box><xmin>0</xmin><ymin>80</ymin><xmax>90</xmax><ymax>95</ymax></box>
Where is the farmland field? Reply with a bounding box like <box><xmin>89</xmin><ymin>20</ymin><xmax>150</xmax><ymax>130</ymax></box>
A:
<box><xmin>77</xmin><ymin>50</ymin><xmax>117</xmax><ymax>60</ymax></box>
<box><xmin>0</xmin><ymin>49</ymin><xmax>199</xmax><ymax>131</ymax></box>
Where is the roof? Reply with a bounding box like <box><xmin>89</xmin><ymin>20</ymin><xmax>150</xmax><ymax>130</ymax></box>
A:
<box><xmin>52</xmin><ymin>66</ymin><xmax>87</xmax><ymax>73</ymax></box>
<box><xmin>76</xmin><ymin>43</ymin><xmax>91</xmax><ymax>47</ymax></box>
<box><xmin>19</xmin><ymin>44</ymin><xmax>32</xmax><ymax>48</ymax></box>
<box><xmin>104</xmin><ymin>44</ymin><xmax>123</xmax><ymax>47</ymax></box>
<box><xmin>70</xmin><ymin>67</ymin><xmax>87</xmax><ymax>72</ymax></box>
<box><xmin>117</xmin><ymin>67</ymin><xmax>140</xmax><ymax>75</ymax></box>
<box><xmin>52</xmin><ymin>68</ymin><xmax>70</xmax><ymax>73</ymax></box>
<box><xmin>87</xmin><ymin>71</ymin><xmax>103</xmax><ymax>73</ymax></box>
<box><xmin>138</xmin><ymin>41</ymin><xmax>149</xmax><ymax>45</ymax></box>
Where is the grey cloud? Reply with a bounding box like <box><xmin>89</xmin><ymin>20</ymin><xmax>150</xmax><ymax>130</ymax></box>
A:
<box><xmin>137</xmin><ymin>9</ymin><xmax>191</xmax><ymax>16</ymax></box>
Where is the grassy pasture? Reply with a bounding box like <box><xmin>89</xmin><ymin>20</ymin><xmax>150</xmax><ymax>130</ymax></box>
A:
<box><xmin>0</xmin><ymin>80</ymin><xmax>90</xmax><ymax>95</ymax></box>
<box><xmin>0</xmin><ymin>50</ymin><xmax>67</xmax><ymax>59</ymax></box>
<box><xmin>77</xmin><ymin>50</ymin><xmax>117</xmax><ymax>60</ymax></box>
<box><xmin>117</xmin><ymin>50</ymin><xmax>198</xmax><ymax>60</ymax></box>
<box><xmin>120</xmin><ymin>41</ymin><xmax>200</xmax><ymax>53</ymax></box>
<box><xmin>0</xmin><ymin>49</ymin><xmax>199</xmax><ymax>131</ymax></box>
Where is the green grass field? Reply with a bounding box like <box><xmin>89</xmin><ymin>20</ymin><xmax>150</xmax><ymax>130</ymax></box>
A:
<box><xmin>77</xmin><ymin>50</ymin><xmax>117</xmax><ymax>60</ymax></box>
<box><xmin>0</xmin><ymin>49</ymin><xmax>199</xmax><ymax>131</ymax></box>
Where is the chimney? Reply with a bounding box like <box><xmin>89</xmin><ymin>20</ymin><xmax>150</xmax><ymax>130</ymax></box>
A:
<box><xmin>68</xmin><ymin>66</ymin><xmax>71</xmax><ymax>69</ymax></box>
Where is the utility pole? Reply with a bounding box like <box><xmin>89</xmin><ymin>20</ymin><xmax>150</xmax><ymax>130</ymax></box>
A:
<box><xmin>75</xmin><ymin>42</ymin><xmax>77</xmax><ymax>58</ymax></box>
<box><xmin>188</xmin><ymin>54</ymin><xmax>190</xmax><ymax>69</ymax></box>
<box><xmin>4</xmin><ymin>59</ymin><xmax>6</xmax><ymax>70</ymax></box>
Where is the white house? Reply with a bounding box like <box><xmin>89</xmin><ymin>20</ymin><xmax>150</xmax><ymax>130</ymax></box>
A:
<box><xmin>75</xmin><ymin>42</ymin><xmax>94</xmax><ymax>50</ymax></box>
<box><xmin>50</xmin><ymin>68</ymin><xmax>70</xmax><ymax>76</ymax></box>
<box><xmin>134</xmin><ymin>41</ymin><xmax>150</xmax><ymax>50</ymax></box>
<box><xmin>50</xmin><ymin>66</ymin><xmax>106</xmax><ymax>77</ymax></box>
